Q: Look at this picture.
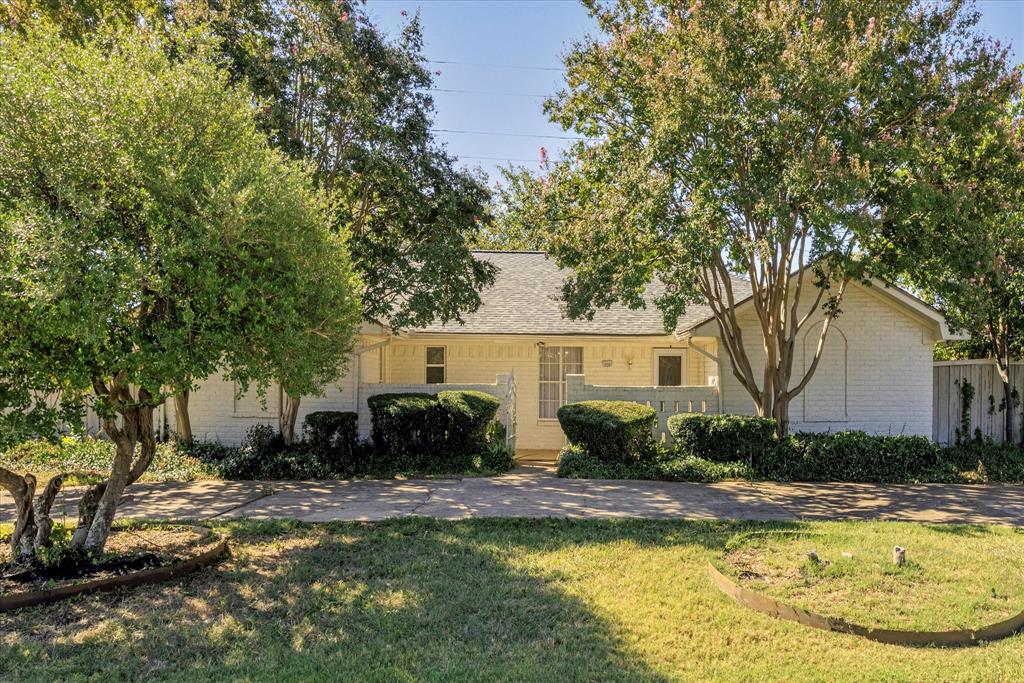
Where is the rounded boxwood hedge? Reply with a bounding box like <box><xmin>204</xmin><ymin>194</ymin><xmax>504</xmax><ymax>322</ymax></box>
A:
<box><xmin>556</xmin><ymin>400</ymin><xmax>656</xmax><ymax>462</ymax></box>
<box><xmin>668</xmin><ymin>413</ymin><xmax>776</xmax><ymax>463</ymax></box>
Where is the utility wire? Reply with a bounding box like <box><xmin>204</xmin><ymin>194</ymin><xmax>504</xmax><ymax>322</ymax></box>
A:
<box><xmin>431</xmin><ymin>127</ymin><xmax>587</xmax><ymax>140</ymax></box>
<box><xmin>430</xmin><ymin>87</ymin><xmax>548</xmax><ymax>98</ymax></box>
<box><xmin>427</xmin><ymin>59</ymin><xmax>566</xmax><ymax>72</ymax></box>
<box><xmin>455</xmin><ymin>155</ymin><xmax>544</xmax><ymax>163</ymax></box>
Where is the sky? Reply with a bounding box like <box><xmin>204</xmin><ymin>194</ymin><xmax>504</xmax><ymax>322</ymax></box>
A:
<box><xmin>364</xmin><ymin>0</ymin><xmax>1024</xmax><ymax>184</ymax></box>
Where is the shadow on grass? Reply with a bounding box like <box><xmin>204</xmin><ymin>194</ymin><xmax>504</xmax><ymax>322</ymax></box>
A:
<box><xmin>0</xmin><ymin>517</ymin><xmax>791</xmax><ymax>682</ymax></box>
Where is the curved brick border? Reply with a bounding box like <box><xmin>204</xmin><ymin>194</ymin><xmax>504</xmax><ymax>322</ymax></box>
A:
<box><xmin>0</xmin><ymin>527</ymin><xmax>228</xmax><ymax>612</ymax></box>
<box><xmin>708</xmin><ymin>562</ymin><xmax>1024</xmax><ymax>647</ymax></box>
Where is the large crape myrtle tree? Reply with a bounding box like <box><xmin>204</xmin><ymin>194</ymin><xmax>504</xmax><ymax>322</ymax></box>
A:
<box><xmin>507</xmin><ymin>0</ymin><xmax>1015</xmax><ymax>435</ymax></box>
<box><xmin>0</xmin><ymin>23</ymin><xmax>361</xmax><ymax>556</ymax></box>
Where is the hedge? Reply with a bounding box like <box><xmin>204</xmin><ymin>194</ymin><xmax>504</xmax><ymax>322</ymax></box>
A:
<box><xmin>437</xmin><ymin>390</ymin><xmax>501</xmax><ymax>456</ymax></box>
<box><xmin>303</xmin><ymin>411</ymin><xmax>358</xmax><ymax>459</ymax></box>
<box><xmin>668</xmin><ymin>413</ymin><xmax>776</xmax><ymax>463</ymax></box>
<box><xmin>557</xmin><ymin>400</ymin><xmax>657</xmax><ymax>462</ymax></box>
<box><xmin>754</xmin><ymin>431</ymin><xmax>940</xmax><ymax>482</ymax></box>
<box><xmin>367</xmin><ymin>391</ymin><xmax>501</xmax><ymax>470</ymax></box>
<box><xmin>367</xmin><ymin>393</ymin><xmax>449</xmax><ymax>461</ymax></box>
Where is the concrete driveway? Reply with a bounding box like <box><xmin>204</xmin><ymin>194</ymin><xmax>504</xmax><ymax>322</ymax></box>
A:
<box><xmin>6</xmin><ymin>465</ymin><xmax>1022</xmax><ymax>526</ymax></box>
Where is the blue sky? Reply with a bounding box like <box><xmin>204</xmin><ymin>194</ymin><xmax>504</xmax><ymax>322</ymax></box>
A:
<box><xmin>365</xmin><ymin>0</ymin><xmax>1024</xmax><ymax>184</ymax></box>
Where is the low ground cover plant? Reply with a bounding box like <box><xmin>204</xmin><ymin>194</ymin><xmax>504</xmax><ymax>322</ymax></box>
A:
<box><xmin>0</xmin><ymin>438</ymin><xmax>218</xmax><ymax>484</ymax></box>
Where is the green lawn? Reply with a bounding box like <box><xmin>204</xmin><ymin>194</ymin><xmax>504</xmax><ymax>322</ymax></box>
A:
<box><xmin>2</xmin><ymin>519</ymin><xmax>1023</xmax><ymax>682</ymax></box>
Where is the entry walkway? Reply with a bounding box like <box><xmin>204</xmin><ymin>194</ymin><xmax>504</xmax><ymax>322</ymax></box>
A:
<box><xmin>7</xmin><ymin>466</ymin><xmax>1022</xmax><ymax>526</ymax></box>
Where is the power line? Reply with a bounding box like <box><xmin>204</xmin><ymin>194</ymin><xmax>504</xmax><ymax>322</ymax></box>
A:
<box><xmin>427</xmin><ymin>58</ymin><xmax>566</xmax><ymax>72</ymax></box>
<box><xmin>430</xmin><ymin>87</ymin><xmax>548</xmax><ymax>98</ymax></box>
<box><xmin>455</xmin><ymin>154</ymin><xmax>543</xmax><ymax>163</ymax></box>
<box><xmin>431</xmin><ymin>127</ymin><xmax>587</xmax><ymax>140</ymax></box>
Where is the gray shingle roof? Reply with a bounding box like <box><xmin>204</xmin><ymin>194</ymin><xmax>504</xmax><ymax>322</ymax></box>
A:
<box><xmin>410</xmin><ymin>251</ymin><xmax>751</xmax><ymax>336</ymax></box>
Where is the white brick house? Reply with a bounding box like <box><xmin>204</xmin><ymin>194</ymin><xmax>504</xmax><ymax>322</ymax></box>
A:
<box><xmin>170</xmin><ymin>251</ymin><xmax>954</xmax><ymax>452</ymax></box>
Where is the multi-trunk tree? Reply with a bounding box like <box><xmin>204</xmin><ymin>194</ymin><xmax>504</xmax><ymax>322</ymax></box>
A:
<box><xmin>0</xmin><ymin>23</ymin><xmax>361</xmax><ymax>556</ymax></box>
<box><xmin>502</xmin><ymin>0</ymin><xmax>1015</xmax><ymax>435</ymax></box>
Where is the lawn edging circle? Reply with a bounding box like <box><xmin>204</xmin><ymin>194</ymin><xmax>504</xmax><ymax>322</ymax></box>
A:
<box><xmin>707</xmin><ymin>562</ymin><xmax>1024</xmax><ymax>647</ymax></box>
<box><xmin>0</xmin><ymin>526</ymin><xmax>228</xmax><ymax>612</ymax></box>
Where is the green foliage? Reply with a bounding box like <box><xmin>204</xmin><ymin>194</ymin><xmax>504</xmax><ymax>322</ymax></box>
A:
<box><xmin>0</xmin><ymin>438</ymin><xmax>218</xmax><ymax>482</ymax></box>
<box><xmin>368</xmin><ymin>393</ymin><xmax>449</xmax><ymax>461</ymax></box>
<box><xmin>166</xmin><ymin>0</ymin><xmax>496</xmax><ymax>331</ymax></box>
<box><xmin>757</xmin><ymin>432</ymin><xmax>941</xmax><ymax>483</ymax></box>
<box><xmin>0</xmin><ymin>21</ymin><xmax>361</xmax><ymax>422</ymax></box>
<box><xmin>437</xmin><ymin>390</ymin><xmax>501</xmax><ymax>456</ymax></box>
<box><xmin>501</xmin><ymin>0</ymin><xmax>1016</xmax><ymax>433</ymax></box>
<box><xmin>956</xmin><ymin>379</ymin><xmax>977</xmax><ymax>445</ymax></box>
<box><xmin>556</xmin><ymin>401</ymin><xmax>657</xmax><ymax>463</ymax></box>
<box><xmin>668</xmin><ymin>414</ymin><xmax>777</xmax><ymax>463</ymax></box>
<box><xmin>556</xmin><ymin>443</ymin><xmax>752</xmax><ymax>482</ymax></box>
<box><xmin>367</xmin><ymin>391</ymin><xmax>501</xmax><ymax>472</ymax></box>
<box><xmin>303</xmin><ymin>411</ymin><xmax>358</xmax><ymax>460</ymax></box>
<box><xmin>939</xmin><ymin>442</ymin><xmax>1024</xmax><ymax>483</ymax></box>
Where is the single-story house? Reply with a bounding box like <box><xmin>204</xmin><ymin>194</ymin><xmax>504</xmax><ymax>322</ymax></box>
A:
<box><xmin>169</xmin><ymin>251</ymin><xmax>955</xmax><ymax>453</ymax></box>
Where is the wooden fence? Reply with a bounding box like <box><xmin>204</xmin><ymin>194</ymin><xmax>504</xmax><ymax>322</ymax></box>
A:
<box><xmin>933</xmin><ymin>360</ymin><xmax>1024</xmax><ymax>445</ymax></box>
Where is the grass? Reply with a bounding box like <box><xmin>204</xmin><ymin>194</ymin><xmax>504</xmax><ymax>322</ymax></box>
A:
<box><xmin>1</xmin><ymin>519</ymin><xmax>1023</xmax><ymax>682</ymax></box>
<box><xmin>0</xmin><ymin>438</ymin><xmax>219</xmax><ymax>485</ymax></box>
<box><xmin>721</xmin><ymin>524</ymin><xmax>1024</xmax><ymax>630</ymax></box>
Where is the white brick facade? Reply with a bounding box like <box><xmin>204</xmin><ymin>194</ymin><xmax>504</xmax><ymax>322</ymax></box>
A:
<box><xmin>177</xmin><ymin>281</ymin><xmax>942</xmax><ymax>449</ymax></box>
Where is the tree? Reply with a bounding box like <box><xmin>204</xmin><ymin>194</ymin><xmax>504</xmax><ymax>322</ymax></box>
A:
<box><xmin>511</xmin><ymin>0</ymin><xmax>1015</xmax><ymax>435</ymax></box>
<box><xmin>0</xmin><ymin>23</ymin><xmax>361</xmax><ymax>554</ymax></box>
<box><xmin>173</xmin><ymin>0</ymin><xmax>496</xmax><ymax>441</ymax></box>
<box><xmin>910</xmin><ymin>92</ymin><xmax>1024</xmax><ymax>442</ymax></box>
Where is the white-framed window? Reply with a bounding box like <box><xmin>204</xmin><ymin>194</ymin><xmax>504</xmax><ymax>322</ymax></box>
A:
<box><xmin>653</xmin><ymin>349</ymin><xmax>687</xmax><ymax>387</ymax></box>
<box><xmin>425</xmin><ymin>346</ymin><xmax>446</xmax><ymax>384</ymax></box>
<box><xmin>539</xmin><ymin>346</ymin><xmax>583</xmax><ymax>418</ymax></box>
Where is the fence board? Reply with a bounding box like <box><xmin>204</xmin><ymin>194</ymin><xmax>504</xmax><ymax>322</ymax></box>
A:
<box><xmin>933</xmin><ymin>360</ymin><xmax>1023</xmax><ymax>445</ymax></box>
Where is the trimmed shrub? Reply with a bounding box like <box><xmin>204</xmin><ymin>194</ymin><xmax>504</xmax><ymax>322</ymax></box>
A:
<box><xmin>303</xmin><ymin>411</ymin><xmax>359</xmax><ymax>472</ymax></box>
<box><xmin>668</xmin><ymin>413</ymin><xmax>776</xmax><ymax>463</ymax></box>
<box><xmin>437</xmin><ymin>390</ymin><xmax>501</xmax><ymax>455</ymax></box>
<box><xmin>756</xmin><ymin>431</ymin><xmax>940</xmax><ymax>482</ymax></box>
<box><xmin>557</xmin><ymin>400</ymin><xmax>657</xmax><ymax>462</ymax></box>
<box><xmin>367</xmin><ymin>393</ymin><xmax>449</xmax><ymax>461</ymax></box>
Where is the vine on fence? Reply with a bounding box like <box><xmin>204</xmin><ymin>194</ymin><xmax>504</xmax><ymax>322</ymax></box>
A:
<box><xmin>955</xmin><ymin>378</ymin><xmax>975</xmax><ymax>446</ymax></box>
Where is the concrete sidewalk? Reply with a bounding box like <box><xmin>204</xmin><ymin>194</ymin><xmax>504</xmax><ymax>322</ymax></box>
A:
<box><xmin>4</xmin><ymin>466</ymin><xmax>1023</xmax><ymax>525</ymax></box>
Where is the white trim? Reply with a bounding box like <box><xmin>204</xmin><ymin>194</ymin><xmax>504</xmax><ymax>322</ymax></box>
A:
<box><xmin>651</xmin><ymin>348</ymin><xmax>688</xmax><ymax>386</ymax></box>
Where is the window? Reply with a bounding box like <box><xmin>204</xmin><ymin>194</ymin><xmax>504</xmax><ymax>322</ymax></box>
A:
<box><xmin>539</xmin><ymin>346</ymin><xmax>582</xmax><ymax>418</ymax></box>
<box><xmin>658</xmin><ymin>355</ymin><xmax>683</xmax><ymax>386</ymax></box>
<box><xmin>654</xmin><ymin>349</ymin><xmax>686</xmax><ymax>386</ymax></box>
<box><xmin>425</xmin><ymin>346</ymin><xmax>446</xmax><ymax>384</ymax></box>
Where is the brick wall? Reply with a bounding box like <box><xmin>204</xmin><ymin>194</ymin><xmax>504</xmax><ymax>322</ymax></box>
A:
<box><xmin>716</xmin><ymin>282</ymin><xmax>936</xmax><ymax>436</ymax></box>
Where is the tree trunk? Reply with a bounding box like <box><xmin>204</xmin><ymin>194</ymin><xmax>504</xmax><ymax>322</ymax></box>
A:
<box><xmin>280</xmin><ymin>394</ymin><xmax>301</xmax><ymax>446</ymax></box>
<box><xmin>81</xmin><ymin>418</ymin><xmax>136</xmax><ymax>551</ymax></box>
<box><xmin>2</xmin><ymin>467</ymin><xmax>65</xmax><ymax>560</ymax></box>
<box><xmin>174</xmin><ymin>389</ymin><xmax>193</xmax><ymax>445</ymax></box>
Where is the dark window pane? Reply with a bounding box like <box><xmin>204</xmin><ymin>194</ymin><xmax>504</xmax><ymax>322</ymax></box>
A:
<box><xmin>426</xmin><ymin>366</ymin><xmax>446</xmax><ymax>384</ymax></box>
<box><xmin>426</xmin><ymin>347</ymin><xmax>445</xmax><ymax>365</ymax></box>
<box><xmin>658</xmin><ymin>355</ymin><xmax>682</xmax><ymax>386</ymax></box>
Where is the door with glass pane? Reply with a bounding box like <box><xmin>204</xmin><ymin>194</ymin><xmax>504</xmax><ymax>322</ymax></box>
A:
<box><xmin>539</xmin><ymin>346</ymin><xmax>583</xmax><ymax>418</ymax></box>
